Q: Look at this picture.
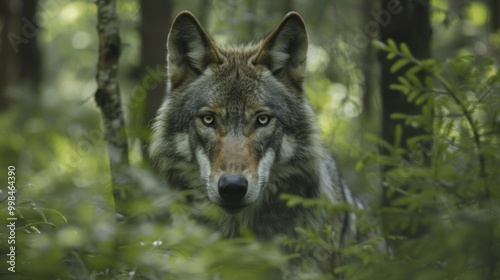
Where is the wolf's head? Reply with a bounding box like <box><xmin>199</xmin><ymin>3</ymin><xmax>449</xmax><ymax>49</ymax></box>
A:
<box><xmin>150</xmin><ymin>11</ymin><xmax>322</xmax><ymax>215</ymax></box>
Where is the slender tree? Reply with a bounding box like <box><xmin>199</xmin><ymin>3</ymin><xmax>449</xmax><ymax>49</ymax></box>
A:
<box><xmin>491</xmin><ymin>0</ymin><xmax>500</xmax><ymax>32</ymax></box>
<box><xmin>197</xmin><ymin>0</ymin><xmax>211</xmax><ymax>26</ymax></box>
<box><xmin>0</xmin><ymin>0</ymin><xmax>16</xmax><ymax>112</ymax></box>
<box><xmin>95</xmin><ymin>0</ymin><xmax>131</xmax><ymax>218</ymax></box>
<box><xmin>19</xmin><ymin>0</ymin><xmax>41</xmax><ymax>94</ymax></box>
<box><xmin>361</xmin><ymin>0</ymin><xmax>377</xmax><ymax>117</ymax></box>
<box><xmin>379</xmin><ymin>0</ymin><xmax>432</xmax><ymax>240</ymax></box>
<box><xmin>138</xmin><ymin>0</ymin><xmax>173</xmax><ymax>160</ymax></box>
<box><xmin>0</xmin><ymin>0</ymin><xmax>41</xmax><ymax>112</ymax></box>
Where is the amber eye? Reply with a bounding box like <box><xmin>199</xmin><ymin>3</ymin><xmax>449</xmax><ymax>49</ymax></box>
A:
<box><xmin>256</xmin><ymin>114</ymin><xmax>271</xmax><ymax>127</ymax></box>
<box><xmin>201</xmin><ymin>115</ymin><xmax>215</xmax><ymax>126</ymax></box>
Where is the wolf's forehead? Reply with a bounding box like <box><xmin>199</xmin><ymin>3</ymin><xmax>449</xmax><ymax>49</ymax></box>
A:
<box><xmin>214</xmin><ymin>57</ymin><xmax>258</xmax><ymax>79</ymax></box>
<box><xmin>219</xmin><ymin>44</ymin><xmax>260</xmax><ymax>59</ymax></box>
<box><xmin>209</xmin><ymin>79</ymin><xmax>263</xmax><ymax>113</ymax></box>
<box><xmin>210</xmin><ymin>61</ymin><xmax>262</xmax><ymax>99</ymax></box>
<box><xmin>200</xmin><ymin>46</ymin><xmax>288</xmax><ymax>111</ymax></box>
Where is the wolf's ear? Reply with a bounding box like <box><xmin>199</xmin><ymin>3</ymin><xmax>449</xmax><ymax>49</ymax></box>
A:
<box><xmin>167</xmin><ymin>11</ymin><xmax>222</xmax><ymax>89</ymax></box>
<box><xmin>253</xmin><ymin>12</ymin><xmax>308</xmax><ymax>90</ymax></box>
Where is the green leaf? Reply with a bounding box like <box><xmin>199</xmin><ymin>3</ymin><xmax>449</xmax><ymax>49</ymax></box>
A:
<box><xmin>372</xmin><ymin>40</ymin><xmax>389</xmax><ymax>51</ymax></box>
<box><xmin>420</xmin><ymin>58</ymin><xmax>437</xmax><ymax>70</ymax></box>
<box><xmin>394</xmin><ymin>124</ymin><xmax>403</xmax><ymax>149</ymax></box>
<box><xmin>407</xmin><ymin>65</ymin><xmax>422</xmax><ymax>76</ymax></box>
<box><xmin>280</xmin><ymin>193</ymin><xmax>303</xmax><ymax>207</ymax></box>
<box><xmin>387</xmin><ymin>38</ymin><xmax>397</xmax><ymax>51</ymax></box>
<box><xmin>425</xmin><ymin>77</ymin><xmax>434</xmax><ymax>88</ymax></box>
<box><xmin>405</xmin><ymin>72</ymin><xmax>422</xmax><ymax>87</ymax></box>
<box><xmin>407</xmin><ymin>90</ymin><xmax>420</xmax><ymax>102</ymax></box>
<box><xmin>391</xmin><ymin>58</ymin><xmax>409</xmax><ymax>73</ymax></box>
<box><xmin>390</xmin><ymin>84</ymin><xmax>409</xmax><ymax>93</ymax></box>
<box><xmin>400</xmin><ymin>43</ymin><xmax>413</xmax><ymax>58</ymax></box>
<box><xmin>422</xmin><ymin>103</ymin><xmax>432</xmax><ymax>118</ymax></box>
<box><xmin>479</xmin><ymin>57</ymin><xmax>496</xmax><ymax>68</ymax></box>
<box><xmin>398</xmin><ymin>76</ymin><xmax>411</xmax><ymax>87</ymax></box>
<box><xmin>363</xmin><ymin>133</ymin><xmax>395</xmax><ymax>154</ymax></box>
<box><xmin>355</xmin><ymin>155</ymin><xmax>369</xmax><ymax>171</ymax></box>
<box><xmin>415</xmin><ymin>93</ymin><xmax>430</xmax><ymax>105</ymax></box>
<box><xmin>391</xmin><ymin>113</ymin><xmax>411</xmax><ymax>120</ymax></box>
<box><xmin>407</xmin><ymin>135</ymin><xmax>433</xmax><ymax>150</ymax></box>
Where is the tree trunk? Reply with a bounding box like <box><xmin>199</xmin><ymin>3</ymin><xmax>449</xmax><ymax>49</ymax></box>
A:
<box><xmin>0</xmin><ymin>0</ymin><xmax>41</xmax><ymax>112</ymax></box>
<box><xmin>95</xmin><ymin>0</ymin><xmax>131</xmax><ymax>218</ymax></box>
<box><xmin>197</xmin><ymin>0</ymin><xmax>211</xmax><ymax>26</ymax></box>
<box><xmin>490</xmin><ymin>0</ymin><xmax>500</xmax><ymax>32</ymax></box>
<box><xmin>19</xmin><ymin>0</ymin><xmax>41</xmax><ymax>94</ymax></box>
<box><xmin>361</xmin><ymin>0</ymin><xmax>377</xmax><ymax>118</ymax></box>
<box><xmin>379</xmin><ymin>0</ymin><xmax>432</xmax><ymax>239</ymax></box>
<box><xmin>246</xmin><ymin>0</ymin><xmax>257</xmax><ymax>41</ymax></box>
<box><xmin>138</xmin><ymin>0</ymin><xmax>173</xmax><ymax>160</ymax></box>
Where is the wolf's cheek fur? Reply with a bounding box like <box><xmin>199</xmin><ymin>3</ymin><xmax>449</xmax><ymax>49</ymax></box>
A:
<box><xmin>278</xmin><ymin>135</ymin><xmax>297</xmax><ymax>163</ymax></box>
<box><xmin>173</xmin><ymin>133</ymin><xmax>192</xmax><ymax>161</ymax></box>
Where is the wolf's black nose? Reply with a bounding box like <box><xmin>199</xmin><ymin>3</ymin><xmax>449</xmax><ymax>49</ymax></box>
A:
<box><xmin>218</xmin><ymin>174</ymin><xmax>248</xmax><ymax>201</ymax></box>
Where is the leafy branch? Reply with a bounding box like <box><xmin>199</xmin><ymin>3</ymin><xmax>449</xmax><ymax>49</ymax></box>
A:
<box><xmin>373</xmin><ymin>39</ymin><xmax>490</xmax><ymax>200</ymax></box>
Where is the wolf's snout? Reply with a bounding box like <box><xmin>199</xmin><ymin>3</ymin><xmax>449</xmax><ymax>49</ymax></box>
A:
<box><xmin>218</xmin><ymin>174</ymin><xmax>248</xmax><ymax>201</ymax></box>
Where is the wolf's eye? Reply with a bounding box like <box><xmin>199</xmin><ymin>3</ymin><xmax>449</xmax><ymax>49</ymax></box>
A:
<box><xmin>201</xmin><ymin>115</ymin><xmax>215</xmax><ymax>126</ymax></box>
<box><xmin>256</xmin><ymin>115</ymin><xmax>271</xmax><ymax>127</ymax></box>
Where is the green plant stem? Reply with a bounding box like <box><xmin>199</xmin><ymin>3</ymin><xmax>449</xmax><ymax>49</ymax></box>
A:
<box><xmin>18</xmin><ymin>221</ymin><xmax>56</xmax><ymax>230</ymax></box>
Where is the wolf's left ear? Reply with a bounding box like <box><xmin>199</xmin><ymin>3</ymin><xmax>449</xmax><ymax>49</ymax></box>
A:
<box><xmin>167</xmin><ymin>11</ymin><xmax>223</xmax><ymax>90</ymax></box>
<box><xmin>253</xmin><ymin>12</ymin><xmax>308</xmax><ymax>89</ymax></box>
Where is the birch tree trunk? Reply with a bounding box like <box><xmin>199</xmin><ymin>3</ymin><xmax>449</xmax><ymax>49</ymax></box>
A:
<box><xmin>95</xmin><ymin>0</ymin><xmax>131</xmax><ymax>218</ymax></box>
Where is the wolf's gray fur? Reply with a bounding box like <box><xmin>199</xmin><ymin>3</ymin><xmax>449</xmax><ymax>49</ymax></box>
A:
<box><xmin>149</xmin><ymin>11</ymin><xmax>374</xmax><ymax>273</ymax></box>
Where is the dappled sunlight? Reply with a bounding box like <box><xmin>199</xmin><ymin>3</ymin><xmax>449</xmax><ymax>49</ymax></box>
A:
<box><xmin>59</xmin><ymin>4</ymin><xmax>81</xmax><ymax>23</ymax></box>
<box><xmin>307</xmin><ymin>44</ymin><xmax>330</xmax><ymax>73</ymax></box>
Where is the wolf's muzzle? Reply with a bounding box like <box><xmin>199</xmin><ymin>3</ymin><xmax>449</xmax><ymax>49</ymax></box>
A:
<box><xmin>218</xmin><ymin>174</ymin><xmax>248</xmax><ymax>213</ymax></box>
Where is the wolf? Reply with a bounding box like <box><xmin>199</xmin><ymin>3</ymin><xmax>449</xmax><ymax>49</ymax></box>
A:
<box><xmin>149</xmin><ymin>11</ymin><xmax>374</xmax><ymax>274</ymax></box>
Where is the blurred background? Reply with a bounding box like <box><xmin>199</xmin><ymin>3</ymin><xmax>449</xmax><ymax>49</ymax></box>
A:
<box><xmin>1</xmin><ymin>0</ymin><xmax>497</xmax><ymax>201</ymax></box>
<box><xmin>0</xmin><ymin>0</ymin><xmax>499</xmax><ymax>279</ymax></box>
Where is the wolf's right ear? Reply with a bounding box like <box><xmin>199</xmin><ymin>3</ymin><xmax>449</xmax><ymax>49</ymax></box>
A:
<box><xmin>253</xmin><ymin>12</ymin><xmax>308</xmax><ymax>90</ymax></box>
<box><xmin>167</xmin><ymin>11</ymin><xmax>222</xmax><ymax>89</ymax></box>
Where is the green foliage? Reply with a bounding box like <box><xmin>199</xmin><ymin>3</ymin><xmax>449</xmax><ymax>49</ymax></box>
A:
<box><xmin>0</xmin><ymin>91</ymin><xmax>287</xmax><ymax>279</ymax></box>
<box><xmin>356</xmin><ymin>39</ymin><xmax>500</xmax><ymax>279</ymax></box>
<box><xmin>2</xmin><ymin>1</ymin><xmax>500</xmax><ymax>279</ymax></box>
<box><xmin>1</xmin><ymin>167</ymin><xmax>287</xmax><ymax>279</ymax></box>
<box><xmin>3</xmin><ymin>36</ymin><xmax>497</xmax><ymax>280</ymax></box>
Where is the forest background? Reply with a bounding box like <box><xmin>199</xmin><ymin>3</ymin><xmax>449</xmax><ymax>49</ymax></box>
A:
<box><xmin>0</xmin><ymin>0</ymin><xmax>499</xmax><ymax>279</ymax></box>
